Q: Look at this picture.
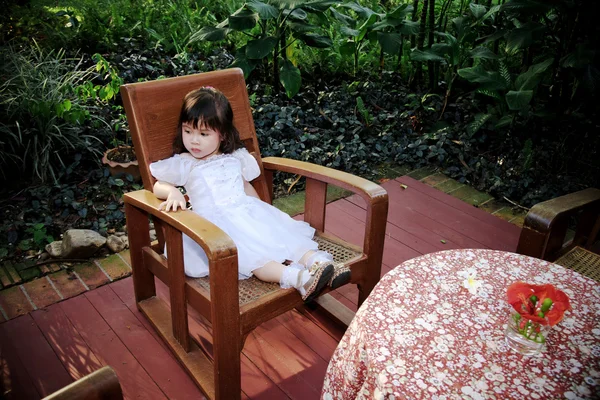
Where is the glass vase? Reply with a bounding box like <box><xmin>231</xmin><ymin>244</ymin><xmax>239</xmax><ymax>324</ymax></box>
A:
<box><xmin>505</xmin><ymin>311</ymin><xmax>551</xmax><ymax>356</ymax></box>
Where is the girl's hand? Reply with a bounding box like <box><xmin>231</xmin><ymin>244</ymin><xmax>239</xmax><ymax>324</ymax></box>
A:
<box><xmin>158</xmin><ymin>190</ymin><xmax>186</xmax><ymax>212</ymax></box>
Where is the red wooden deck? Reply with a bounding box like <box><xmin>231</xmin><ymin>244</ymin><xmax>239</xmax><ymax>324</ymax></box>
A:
<box><xmin>0</xmin><ymin>177</ymin><xmax>521</xmax><ymax>399</ymax></box>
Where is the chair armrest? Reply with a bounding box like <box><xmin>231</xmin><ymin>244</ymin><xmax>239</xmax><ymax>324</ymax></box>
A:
<box><xmin>523</xmin><ymin>188</ymin><xmax>600</xmax><ymax>232</ymax></box>
<box><xmin>517</xmin><ymin>188</ymin><xmax>600</xmax><ymax>260</ymax></box>
<box><xmin>124</xmin><ymin>189</ymin><xmax>237</xmax><ymax>261</ymax></box>
<box><xmin>261</xmin><ymin>157</ymin><xmax>387</xmax><ymax>204</ymax></box>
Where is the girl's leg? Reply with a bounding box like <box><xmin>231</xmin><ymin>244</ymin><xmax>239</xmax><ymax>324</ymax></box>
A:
<box><xmin>253</xmin><ymin>260</ymin><xmax>333</xmax><ymax>302</ymax></box>
<box><xmin>299</xmin><ymin>249</ymin><xmax>351</xmax><ymax>290</ymax></box>
<box><xmin>252</xmin><ymin>261</ymin><xmax>286</xmax><ymax>283</ymax></box>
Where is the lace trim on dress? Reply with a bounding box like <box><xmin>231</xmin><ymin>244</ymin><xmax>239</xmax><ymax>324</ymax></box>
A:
<box><xmin>178</xmin><ymin>148</ymin><xmax>247</xmax><ymax>166</ymax></box>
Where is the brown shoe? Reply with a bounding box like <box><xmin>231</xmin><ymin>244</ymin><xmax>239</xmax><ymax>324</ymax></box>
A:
<box><xmin>328</xmin><ymin>265</ymin><xmax>351</xmax><ymax>289</ymax></box>
<box><xmin>301</xmin><ymin>263</ymin><xmax>334</xmax><ymax>302</ymax></box>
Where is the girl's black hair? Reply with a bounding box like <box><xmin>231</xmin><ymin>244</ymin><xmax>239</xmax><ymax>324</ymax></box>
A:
<box><xmin>173</xmin><ymin>87</ymin><xmax>244</xmax><ymax>154</ymax></box>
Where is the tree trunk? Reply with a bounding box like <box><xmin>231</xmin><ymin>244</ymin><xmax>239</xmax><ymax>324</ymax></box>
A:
<box><xmin>413</xmin><ymin>0</ymin><xmax>429</xmax><ymax>88</ymax></box>
<box><xmin>428</xmin><ymin>0</ymin><xmax>436</xmax><ymax>90</ymax></box>
<box><xmin>410</xmin><ymin>0</ymin><xmax>420</xmax><ymax>48</ymax></box>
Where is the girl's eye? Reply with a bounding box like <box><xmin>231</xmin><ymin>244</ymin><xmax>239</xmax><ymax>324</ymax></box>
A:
<box><xmin>201</xmin><ymin>132</ymin><xmax>208</xmax><ymax>136</ymax></box>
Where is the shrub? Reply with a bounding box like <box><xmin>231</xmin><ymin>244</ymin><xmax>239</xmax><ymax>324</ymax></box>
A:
<box><xmin>0</xmin><ymin>42</ymin><xmax>106</xmax><ymax>182</ymax></box>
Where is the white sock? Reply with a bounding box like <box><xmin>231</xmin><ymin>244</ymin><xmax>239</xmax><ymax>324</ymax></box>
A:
<box><xmin>279</xmin><ymin>263</ymin><xmax>311</xmax><ymax>295</ymax></box>
<box><xmin>303</xmin><ymin>250</ymin><xmax>333</xmax><ymax>269</ymax></box>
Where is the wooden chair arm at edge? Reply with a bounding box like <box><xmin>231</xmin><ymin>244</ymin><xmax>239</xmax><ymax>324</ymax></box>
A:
<box><xmin>124</xmin><ymin>190</ymin><xmax>238</xmax><ymax>262</ymax></box>
<box><xmin>521</xmin><ymin>188</ymin><xmax>600</xmax><ymax>233</ymax></box>
<box><xmin>261</xmin><ymin>157</ymin><xmax>388</xmax><ymax>204</ymax></box>
<box><xmin>42</xmin><ymin>366</ymin><xmax>122</xmax><ymax>400</ymax></box>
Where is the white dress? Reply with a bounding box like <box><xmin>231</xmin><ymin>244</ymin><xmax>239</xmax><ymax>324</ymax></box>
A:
<box><xmin>149</xmin><ymin>148</ymin><xmax>318</xmax><ymax>278</ymax></box>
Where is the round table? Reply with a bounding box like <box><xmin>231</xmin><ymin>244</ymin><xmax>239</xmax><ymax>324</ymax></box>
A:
<box><xmin>321</xmin><ymin>249</ymin><xmax>600</xmax><ymax>400</ymax></box>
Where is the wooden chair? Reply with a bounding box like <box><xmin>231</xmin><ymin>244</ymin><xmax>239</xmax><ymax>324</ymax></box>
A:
<box><xmin>517</xmin><ymin>187</ymin><xmax>600</xmax><ymax>281</ymax></box>
<box><xmin>43</xmin><ymin>366</ymin><xmax>122</xmax><ymax>400</ymax></box>
<box><xmin>120</xmin><ymin>69</ymin><xmax>388</xmax><ymax>399</ymax></box>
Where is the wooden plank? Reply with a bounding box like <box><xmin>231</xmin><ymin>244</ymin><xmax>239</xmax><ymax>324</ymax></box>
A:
<box><xmin>335</xmin><ymin>198</ymin><xmax>471</xmax><ymax>251</ymax></box>
<box><xmin>0</xmin><ymin>314</ymin><xmax>72</xmax><ymax>397</ymax></box>
<box><xmin>346</xmin><ymin>191</ymin><xmax>489</xmax><ymax>250</ymax></box>
<box><xmin>0</xmin><ymin>320</ymin><xmax>40</xmax><ymax>400</ymax></box>
<box><xmin>58</xmin><ymin>295</ymin><xmax>167</xmax><ymax>400</ymax></box>
<box><xmin>85</xmin><ymin>285</ymin><xmax>204</xmax><ymax>400</ymax></box>
<box><xmin>378</xmin><ymin>179</ymin><xmax>518</xmax><ymax>250</ymax></box>
<box><xmin>397</xmin><ymin>176</ymin><xmax>522</xmax><ymax>236</ymax></box>
<box><xmin>276</xmin><ymin>309</ymin><xmax>341</xmax><ymax>361</ymax></box>
<box><xmin>152</xmin><ymin>278</ymin><xmax>287</xmax><ymax>400</ymax></box>
<box><xmin>31</xmin><ymin>304</ymin><xmax>104</xmax><ymax>381</ymax></box>
<box><xmin>242</xmin><ymin>330</ymin><xmax>321</xmax><ymax>400</ymax></box>
<box><xmin>334</xmin><ymin>198</ymin><xmax>448</xmax><ymax>253</ymax></box>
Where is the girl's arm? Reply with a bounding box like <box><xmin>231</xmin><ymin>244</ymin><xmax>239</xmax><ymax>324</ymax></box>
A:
<box><xmin>154</xmin><ymin>181</ymin><xmax>186</xmax><ymax>212</ymax></box>
<box><xmin>243</xmin><ymin>179</ymin><xmax>261</xmax><ymax>200</ymax></box>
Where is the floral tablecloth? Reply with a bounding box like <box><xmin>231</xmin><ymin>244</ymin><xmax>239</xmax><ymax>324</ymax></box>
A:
<box><xmin>322</xmin><ymin>249</ymin><xmax>600</xmax><ymax>400</ymax></box>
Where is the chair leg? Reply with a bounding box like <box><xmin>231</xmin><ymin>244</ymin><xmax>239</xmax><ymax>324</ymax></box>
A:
<box><xmin>125</xmin><ymin>204</ymin><xmax>156</xmax><ymax>302</ymax></box>
<box><xmin>210</xmin><ymin>255</ymin><xmax>242</xmax><ymax>400</ymax></box>
<box><xmin>165</xmin><ymin>224</ymin><xmax>191</xmax><ymax>351</ymax></box>
<box><xmin>359</xmin><ymin>200</ymin><xmax>388</xmax><ymax>306</ymax></box>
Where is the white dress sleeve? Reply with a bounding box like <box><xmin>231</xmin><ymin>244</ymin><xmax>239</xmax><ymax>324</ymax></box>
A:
<box><xmin>232</xmin><ymin>148</ymin><xmax>261</xmax><ymax>181</ymax></box>
<box><xmin>149</xmin><ymin>154</ymin><xmax>193</xmax><ymax>186</ymax></box>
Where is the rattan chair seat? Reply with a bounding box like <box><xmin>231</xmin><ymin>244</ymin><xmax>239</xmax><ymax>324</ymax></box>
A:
<box><xmin>554</xmin><ymin>246</ymin><xmax>600</xmax><ymax>283</ymax></box>
<box><xmin>188</xmin><ymin>234</ymin><xmax>362</xmax><ymax>306</ymax></box>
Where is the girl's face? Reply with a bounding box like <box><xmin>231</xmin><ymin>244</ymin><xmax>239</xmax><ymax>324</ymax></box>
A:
<box><xmin>182</xmin><ymin>122</ymin><xmax>222</xmax><ymax>160</ymax></box>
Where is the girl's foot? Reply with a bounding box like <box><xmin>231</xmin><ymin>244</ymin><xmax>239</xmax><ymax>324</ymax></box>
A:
<box><xmin>328</xmin><ymin>265</ymin><xmax>351</xmax><ymax>289</ymax></box>
<box><xmin>300</xmin><ymin>262</ymin><xmax>334</xmax><ymax>302</ymax></box>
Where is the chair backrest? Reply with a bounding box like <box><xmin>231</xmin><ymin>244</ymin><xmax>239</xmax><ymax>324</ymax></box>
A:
<box><xmin>120</xmin><ymin>68</ymin><xmax>270</xmax><ymax>201</ymax></box>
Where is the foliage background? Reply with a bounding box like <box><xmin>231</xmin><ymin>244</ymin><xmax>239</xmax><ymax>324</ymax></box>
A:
<box><xmin>1</xmin><ymin>0</ymin><xmax>598</xmax><ymax>261</ymax></box>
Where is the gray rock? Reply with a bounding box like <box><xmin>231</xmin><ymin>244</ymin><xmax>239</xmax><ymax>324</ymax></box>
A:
<box><xmin>45</xmin><ymin>241</ymin><xmax>63</xmax><ymax>258</ymax></box>
<box><xmin>106</xmin><ymin>235</ymin><xmax>126</xmax><ymax>253</ymax></box>
<box><xmin>149</xmin><ymin>229</ymin><xmax>157</xmax><ymax>242</ymax></box>
<box><xmin>115</xmin><ymin>231</ymin><xmax>126</xmax><ymax>237</ymax></box>
<box><xmin>122</xmin><ymin>235</ymin><xmax>129</xmax><ymax>248</ymax></box>
<box><xmin>61</xmin><ymin>229</ymin><xmax>106</xmax><ymax>258</ymax></box>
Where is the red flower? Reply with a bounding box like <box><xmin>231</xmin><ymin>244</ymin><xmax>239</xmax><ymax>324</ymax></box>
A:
<box><xmin>506</xmin><ymin>282</ymin><xmax>571</xmax><ymax>326</ymax></box>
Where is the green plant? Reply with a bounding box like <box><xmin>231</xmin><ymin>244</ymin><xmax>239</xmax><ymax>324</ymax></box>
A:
<box><xmin>458</xmin><ymin>57</ymin><xmax>554</xmax><ymax>135</ymax></box>
<box><xmin>190</xmin><ymin>0</ymin><xmax>335</xmax><ymax>97</ymax></box>
<box><xmin>333</xmin><ymin>2</ymin><xmax>418</xmax><ymax>75</ymax></box>
<box><xmin>0</xmin><ymin>42</ymin><xmax>107</xmax><ymax>182</ymax></box>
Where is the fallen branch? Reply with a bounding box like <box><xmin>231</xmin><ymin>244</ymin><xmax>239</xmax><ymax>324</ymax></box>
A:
<box><xmin>502</xmin><ymin>196</ymin><xmax>530</xmax><ymax>212</ymax></box>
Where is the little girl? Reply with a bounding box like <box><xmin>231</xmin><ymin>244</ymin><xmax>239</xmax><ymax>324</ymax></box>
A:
<box><xmin>150</xmin><ymin>87</ymin><xmax>347</xmax><ymax>302</ymax></box>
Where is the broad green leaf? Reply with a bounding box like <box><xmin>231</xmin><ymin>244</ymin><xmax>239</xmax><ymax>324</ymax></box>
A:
<box><xmin>231</xmin><ymin>46</ymin><xmax>259</xmax><ymax>79</ymax></box>
<box><xmin>396</xmin><ymin>20</ymin><xmax>420</xmax><ymax>35</ymax></box>
<box><xmin>358</xmin><ymin>13</ymin><xmax>378</xmax><ymax>42</ymax></box>
<box><xmin>330</xmin><ymin>7</ymin><xmax>355</xmax><ymax>27</ymax></box>
<box><xmin>500</xmin><ymin>0</ymin><xmax>552</xmax><ymax>13</ymax></box>
<box><xmin>475</xmin><ymin>88</ymin><xmax>502</xmax><ymax>101</ymax></box>
<box><xmin>457</xmin><ymin>66</ymin><xmax>508</xmax><ymax>90</ymax></box>
<box><xmin>377</xmin><ymin>32</ymin><xmax>403</xmax><ymax>55</ymax></box>
<box><xmin>561</xmin><ymin>45</ymin><xmax>594</xmax><ymax>69</ymax></box>
<box><xmin>467</xmin><ymin>113</ymin><xmax>492</xmax><ymax>136</ymax></box>
<box><xmin>284</xmin><ymin>8</ymin><xmax>308</xmax><ymax>20</ymax></box>
<box><xmin>298</xmin><ymin>33</ymin><xmax>332</xmax><ymax>48</ymax></box>
<box><xmin>216</xmin><ymin>18</ymin><xmax>229</xmax><ymax>28</ymax></box>
<box><xmin>288</xmin><ymin>21</ymin><xmax>317</xmax><ymax>33</ymax></box>
<box><xmin>188</xmin><ymin>27</ymin><xmax>230</xmax><ymax>43</ymax></box>
<box><xmin>515</xmin><ymin>58</ymin><xmax>553</xmax><ymax>90</ymax></box>
<box><xmin>247</xmin><ymin>0</ymin><xmax>279</xmax><ymax>20</ymax></box>
<box><xmin>245</xmin><ymin>36</ymin><xmax>278</xmax><ymax>59</ymax></box>
<box><xmin>505</xmin><ymin>90</ymin><xmax>533</xmax><ymax>110</ymax></box>
<box><xmin>340</xmin><ymin>25</ymin><xmax>359</xmax><ymax>37</ymax></box>
<box><xmin>470</xmin><ymin>47</ymin><xmax>499</xmax><ymax>59</ymax></box>
<box><xmin>302</xmin><ymin>0</ymin><xmax>338</xmax><ymax>12</ymax></box>
<box><xmin>340</xmin><ymin>41</ymin><xmax>355</xmax><ymax>56</ymax></box>
<box><xmin>495</xmin><ymin>115</ymin><xmax>514</xmax><ymax>129</ymax></box>
<box><xmin>340</xmin><ymin>2</ymin><xmax>375</xmax><ymax>19</ymax></box>
<box><xmin>481</xmin><ymin>4</ymin><xmax>501</xmax><ymax>22</ymax></box>
<box><xmin>280</xmin><ymin>59</ymin><xmax>301</xmax><ymax>98</ymax></box>
<box><xmin>470</xmin><ymin>3</ymin><xmax>487</xmax><ymax>19</ymax></box>
<box><xmin>410</xmin><ymin>49</ymin><xmax>446</xmax><ymax>63</ymax></box>
<box><xmin>229</xmin><ymin>8</ymin><xmax>259</xmax><ymax>31</ymax></box>
<box><xmin>388</xmin><ymin>4</ymin><xmax>411</xmax><ymax>19</ymax></box>
<box><xmin>505</xmin><ymin>22</ymin><xmax>545</xmax><ymax>53</ymax></box>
